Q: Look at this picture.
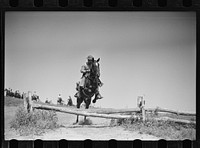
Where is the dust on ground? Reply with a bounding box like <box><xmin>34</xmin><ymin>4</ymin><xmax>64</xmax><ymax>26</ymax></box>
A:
<box><xmin>4</xmin><ymin>106</ymin><xmax>159</xmax><ymax>140</ymax></box>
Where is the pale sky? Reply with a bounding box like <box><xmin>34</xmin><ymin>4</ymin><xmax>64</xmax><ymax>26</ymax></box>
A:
<box><xmin>5</xmin><ymin>12</ymin><xmax>196</xmax><ymax>113</ymax></box>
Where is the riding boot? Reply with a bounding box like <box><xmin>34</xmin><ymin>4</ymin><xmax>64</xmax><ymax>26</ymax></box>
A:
<box><xmin>93</xmin><ymin>89</ymin><xmax>103</xmax><ymax>103</ymax></box>
<box><xmin>76</xmin><ymin>82</ymin><xmax>79</xmax><ymax>91</ymax></box>
<box><xmin>74</xmin><ymin>92</ymin><xmax>79</xmax><ymax>98</ymax></box>
<box><xmin>95</xmin><ymin>92</ymin><xmax>103</xmax><ymax>100</ymax></box>
<box><xmin>97</xmin><ymin>78</ymin><xmax>103</xmax><ymax>87</ymax></box>
<box><xmin>96</xmin><ymin>87</ymin><xmax>103</xmax><ymax>99</ymax></box>
<box><xmin>74</xmin><ymin>86</ymin><xmax>83</xmax><ymax>98</ymax></box>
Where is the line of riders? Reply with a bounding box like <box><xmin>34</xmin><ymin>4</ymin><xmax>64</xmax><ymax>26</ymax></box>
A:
<box><xmin>5</xmin><ymin>88</ymin><xmax>39</xmax><ymax>101</ymax></box>
<box><xmin>5</xmin><ymin>87</ymin><xmax>73</xmax><ymax>106</ymax></box>
<box><xmin>46</xmin><ymin>95</ymin><xmax>74</xmax><ymax>106</ymax></box>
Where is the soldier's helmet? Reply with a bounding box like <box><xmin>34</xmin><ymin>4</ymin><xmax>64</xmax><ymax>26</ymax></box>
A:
<box><xmin>87</xmin><ymin>55</ymin><xmax>94</xmax><ymax>61</ymax></box>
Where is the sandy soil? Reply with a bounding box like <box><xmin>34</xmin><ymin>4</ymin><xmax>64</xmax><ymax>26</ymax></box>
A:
<box><xmin>4</xmin><ymin>106</ymin><xmax>159</xmax><ymax>140</ymax></box>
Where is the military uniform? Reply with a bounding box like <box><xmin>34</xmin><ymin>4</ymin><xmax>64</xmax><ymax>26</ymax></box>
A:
<box><xmin>75</xmin><ymin>55</ymin><xmax>103</xmax><ymax>101</ymax></box>
<box><xmin>58</xmin><ymin>94</ymin><xmax>62</xmax><ymax>103</ymax></box>
<box><xmin>79</xmin><ymin>64</ymin><xmax>92</xmax><ymax>88</ymax></box>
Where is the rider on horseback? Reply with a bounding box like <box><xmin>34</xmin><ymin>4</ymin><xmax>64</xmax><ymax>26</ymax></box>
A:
<box><xmin>74</xmin><ymin>55</ymin><xmax>103</xmax><ymax>101</ymax></box>
<box><xmin>57</xmin><ymin>94</ymin><xmax>63</xmax><ymax>104</ymax></box>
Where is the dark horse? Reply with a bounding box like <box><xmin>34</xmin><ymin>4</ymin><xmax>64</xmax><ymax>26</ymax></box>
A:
<box><xmin>75</xmin><ymin>58</ymin><xmax>100</xmax><ymax>124</ymax></box>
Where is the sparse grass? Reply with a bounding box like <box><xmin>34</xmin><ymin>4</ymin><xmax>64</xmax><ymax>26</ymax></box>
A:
<box><xmin>115</xmin><ymin>117</ymin><xmax>196</xmax><ymax>140</ymax></box>
<box><xmin>150</xmin><ymin>113</ymin><xmax>196</xmax><ymax>122</ymax></box>
<box><xmin>5</xmin><ymin>96</ymin><xmax>23</xmax><ymax>107</ymax></box>
<box><xmin>10</xmin><ymin>106</ymin><xmax>59</xmax><ymax>136</ymax></box>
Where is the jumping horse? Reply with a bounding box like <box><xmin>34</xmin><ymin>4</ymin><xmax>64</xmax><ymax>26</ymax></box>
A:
<box><xmin>75</xmin><ymin>58</ymin><xmax>101</xmax><ymax>124</ymax></box>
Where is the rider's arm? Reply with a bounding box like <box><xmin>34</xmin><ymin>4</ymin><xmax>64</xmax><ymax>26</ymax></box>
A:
<box><xmin>80</xmin><ymin>65</ymin><xmax>90</xmax><ymax>73</ymax></box>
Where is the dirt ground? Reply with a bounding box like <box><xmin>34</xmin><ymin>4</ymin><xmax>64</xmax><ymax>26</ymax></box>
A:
<box><xmin>4</xmin><ymin>106</ymin><xmax>159</xmax><ymax>140</ymax></box>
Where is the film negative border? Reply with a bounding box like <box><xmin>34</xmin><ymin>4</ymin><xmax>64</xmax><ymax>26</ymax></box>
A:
<box><xmin>2</xmin><ymin>139</ymin><xmax>198</xmax><ymax>148</ymax></box>
<box><xmin>0</xmin><ymin>0</ymin><xmax>199</xmax><ymax>9</ymax></box>
<box><xmin>1</xmin><ymin>0</ymin><xmax>200</xmax><ymax>148</ymax></box>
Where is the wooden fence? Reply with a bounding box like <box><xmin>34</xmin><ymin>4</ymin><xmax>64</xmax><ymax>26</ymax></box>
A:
<box><xmin>23</xmin><ymin>92</ymin><xmax>196</xmax><ymax>124</ymax></box>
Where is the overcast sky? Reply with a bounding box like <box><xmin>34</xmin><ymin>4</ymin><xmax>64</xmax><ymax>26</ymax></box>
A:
<box><xmin>5</xmin><ymin>12</ymin><xmax>196</xmax><ymax>113</ymax></box>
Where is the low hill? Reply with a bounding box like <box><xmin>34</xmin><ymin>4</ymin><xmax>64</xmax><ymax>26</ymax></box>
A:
<box><xmin>4</xmin><ymin>96</ymin><xmax>23</xmax><ymax>107</ymax></box>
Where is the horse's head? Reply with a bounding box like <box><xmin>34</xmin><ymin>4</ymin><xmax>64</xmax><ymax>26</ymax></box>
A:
<box><xmin>90</xmin><ymin>58</ymin><xmax>100</xmax><ymax>78</ymax></box>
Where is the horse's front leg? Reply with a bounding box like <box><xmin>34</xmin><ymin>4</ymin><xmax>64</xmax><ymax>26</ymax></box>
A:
<box><xmin>84</xmin><ymin>97</ymin><xmax>91</xmax><ymax>123</ymax></box>
<box><xmin>84</xmin><ymin>104</ymin><xmax>88</xmax><ymax>122</ymax></box>
<box><xmin>74</xmin><ymin>97</ymin><xmax>82</xmax><ymax>125</ymax></box>
<box><xmin>84</xmin><ymin>116</ymin><xmax>87</xmax><ymax>123</ymax></box>
<box><xmin>76</xmin><ymin>115</ymin><xmax>79</xmax><ymax>123</ymax></box>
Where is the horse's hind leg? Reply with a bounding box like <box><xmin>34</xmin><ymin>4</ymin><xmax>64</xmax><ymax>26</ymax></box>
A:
<box><xmin>77</xmin><ymin>96</ymin><xmax>83</xmax><ymax>108</ymax></box>
<box><xmin>84</xmin><ymin>97</ymin><xmax>91</xmax><ymax>109</ymax></box>
<box><xmin>74</xmin><ymin>104</ymin><xmax>80</xmax><ymax>124</ymax></box>
<box><xmin>76</xmin><ymin>115</ymin><xmax>79</xmax><ymax>124</ymax></box>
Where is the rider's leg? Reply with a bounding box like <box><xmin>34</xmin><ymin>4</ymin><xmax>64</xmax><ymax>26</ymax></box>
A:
<box><xmin>92</xmin><ymin>88</ymin><xmax>103</xmax><ymax>103</ymax></box>
<box><xmin>97</xmin><ymin>78</ymin><xmax>103</xmax><ymax>87</ymax></box>
<box><xmin>74</xmin><ymin>82</ymin><xmax>79</xmax><ymax>98</ymax></box>
<box><xmin>74</xmin><ymin>92</ymin><xmax>79</xmax><ymax>98</ymax></box>
<box><xmin>80</xmin><ymin>77</ymin><xmax>85</xmax><ymax>88</ymax></box>
<box><xmin>74</xmin><ymin>87</ymin><xmax>82</xmax><ymax>98</ymax></box>
<box><xmin>76</xmin><ymin>82</ymin><xmax>79</xmax><ymax>91</ymax></box>
<box><xmin>74</xmin><ymin>83</ymin><xmax>80</xmax><ymax>98</ymax></box>
<box><xmin>74</xmin><ymin>77</ymin><xmax>86</xmax><ymax>98</ymax></box>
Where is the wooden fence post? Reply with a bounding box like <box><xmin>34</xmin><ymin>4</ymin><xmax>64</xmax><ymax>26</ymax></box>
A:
<box><xmin>23</xmin><ymin>93</ymin><xmax>27</xmax><ymax>110</ymax></box>
<box><xmin>142</xmin><ymin>106</ymin><xmax>145</xmax><ymax>122</ymax></box>
<box><xmin>137</xmin><ymin>96</ymin><xmax>146</xmax><ymax>122</ymax></box>
<box><xmin>23</xmin><ymin>91</ymin><xmax>32</xmax><ymax>113</ymax></box>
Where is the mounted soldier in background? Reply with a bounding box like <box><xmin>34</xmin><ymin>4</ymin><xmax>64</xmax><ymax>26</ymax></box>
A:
<box><xmin>32</xmin><ymin>91</ymin><xmax>39</xmax><ymax>102</ymax></box>
<box><xmin>67</xmin><ymin>96</ymin><xmax>73</xmax><ymax>106</ymax></box>
<box><xmin>57</xmin><ymin>94</ymin><xmax>64</xmax><ymax>105</ymax></box>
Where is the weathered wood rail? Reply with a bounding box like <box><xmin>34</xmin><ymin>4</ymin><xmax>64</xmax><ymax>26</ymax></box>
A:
<box><xmin>32</xmin><ymin>102</ymin><xmax>137</xmax><ymax>120</ymax></box>
<box><xmin>92</xmin><ymin>108</ymin><xmax>195</xmax><ymax>116</ymax></box>
<box><xmin>146</xmin><ymin>107</ymin><xmax>195</xmax><ymax>116</ymax></box>
<box><xmin>153</xmin><ymin>117</ymin><xmax>196</xmax><ymax>124</ymax></box>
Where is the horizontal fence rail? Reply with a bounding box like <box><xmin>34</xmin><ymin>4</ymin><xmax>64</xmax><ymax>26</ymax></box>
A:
<box><xmin>88</xmin><ymin>107</ymin><xmax>196</xmax><ymax>116</ymax></box>
<box><xmin>32</xmin><ymin>102</ymin><xmax>138</xmax><ymax>120</ymax></box>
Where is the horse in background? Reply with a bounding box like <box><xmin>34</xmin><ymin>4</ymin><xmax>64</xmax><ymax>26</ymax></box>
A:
<box><xmin>45</xmin><ymin>99</ymin><xmax>52</xmax><ymax>104</ymax></box>
<box><xmin>75</xmin><ymin>58</ymin><xmax>101</xmax><ymax>124</ymax></box>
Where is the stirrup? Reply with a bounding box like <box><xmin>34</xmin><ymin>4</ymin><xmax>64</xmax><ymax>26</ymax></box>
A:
<box><xmin>95</xmin><ymin>95</ymin><xmax>103</xmax><ymax>100</ymax></box>
<box><xmin>74</xmin><ymin>92</ymin><xmax>79</xmax><ymax>98</ymax></box>
<box><xmin>99</xmin><ymin>82</ymin><xmax>104</xmax><ymax>87</ymax></box>
<box><xmin>98</xmin><ymin>96</ymin><xmax>103</xmax><ymax>99</ymax></box>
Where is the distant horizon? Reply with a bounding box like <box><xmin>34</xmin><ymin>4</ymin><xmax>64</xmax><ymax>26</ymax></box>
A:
<box><xmin>5</xmin><ymin>12</ymin><xmax>196</xmax><ymax>113</ymax></box>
